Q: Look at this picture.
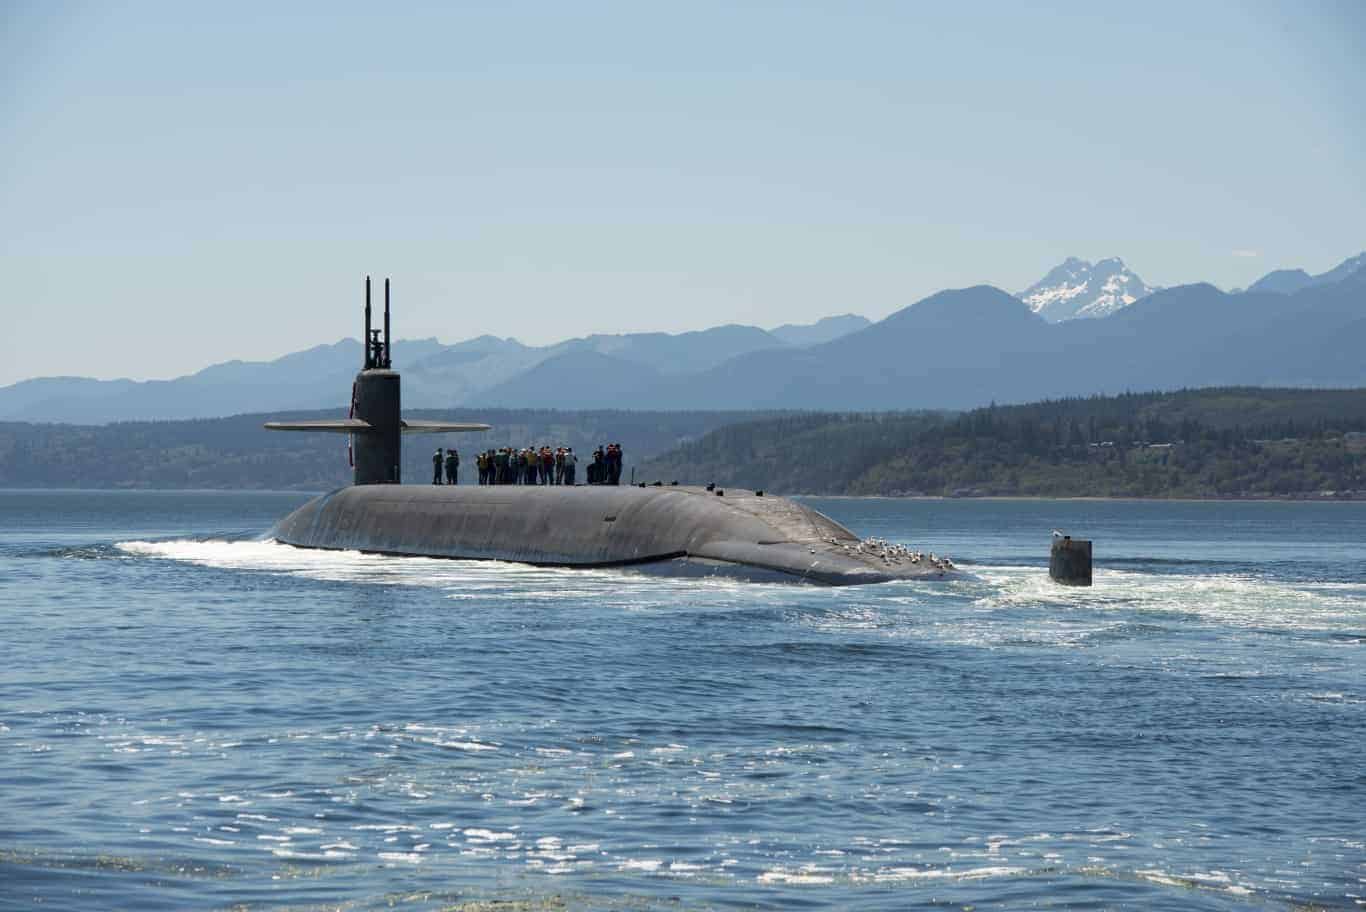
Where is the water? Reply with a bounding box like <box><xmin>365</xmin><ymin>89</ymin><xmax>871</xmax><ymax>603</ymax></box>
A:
<box><xmin>2</xmin><ymin>491</ymin><xmax>1363</xmax><ymax>910</ymax></box>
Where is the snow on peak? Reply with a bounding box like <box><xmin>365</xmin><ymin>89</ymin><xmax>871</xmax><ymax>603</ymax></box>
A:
<box><xmin>1017</xmin><ymin>257</ymin><xmax>1156</xmax><ymax>322</ymax></box>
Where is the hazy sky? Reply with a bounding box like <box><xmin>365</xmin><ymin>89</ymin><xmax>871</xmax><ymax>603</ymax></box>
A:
<box><xmin>3</xmin><ymin>1</ymin><xmax>1363</xmax><ymax>386</ymax></box>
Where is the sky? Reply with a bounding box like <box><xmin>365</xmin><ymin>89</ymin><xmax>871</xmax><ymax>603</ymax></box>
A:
<box><xmin>2</xmin><ymin>1</ymin><xmax>1364</xmax><ymax>386</ymax></box>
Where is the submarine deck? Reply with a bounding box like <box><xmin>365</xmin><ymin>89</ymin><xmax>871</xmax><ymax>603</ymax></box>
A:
<box><xmin>271</xmin><ymin>484</ymin><xmax>956</xmax><ymax>585</ymax></box>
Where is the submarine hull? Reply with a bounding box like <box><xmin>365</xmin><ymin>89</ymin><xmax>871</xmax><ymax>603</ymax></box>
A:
<box><xmin>271</xmin><ymin>485</ymin><xmax>960</xmax><ymax>586</ymax></box>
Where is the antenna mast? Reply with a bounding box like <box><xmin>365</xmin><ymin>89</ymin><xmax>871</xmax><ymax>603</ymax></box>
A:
<box><xmin>383</xmin><ymin>278</ymin><xmax>392</xmax><ymax>368</ymax></box>
<box><xmin>363</xmin><ymin>275</ymin><xmax>386</xmax><ymax>370</ymax></box>
<box><xmin>364</xmin><ymin>276</ymin><xmax>374</xmax><ymax>369</ymax></box>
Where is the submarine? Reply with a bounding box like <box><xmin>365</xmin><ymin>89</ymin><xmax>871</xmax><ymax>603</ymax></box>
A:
<box><xmin>265</xmin><ymin>278</ymin><xmax>962</xmax><ymax>585</ymax></box>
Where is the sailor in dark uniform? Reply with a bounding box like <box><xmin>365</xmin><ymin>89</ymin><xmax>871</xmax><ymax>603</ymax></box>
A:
<box><xmin>433</xmin><ymin>448</ymin><xmax>444</xmax><ymax>484</ymax></box>
<box><xmin>445</xmin><ymin>448</ymin><xmax>459</xmax><ymax>486</ymax></box>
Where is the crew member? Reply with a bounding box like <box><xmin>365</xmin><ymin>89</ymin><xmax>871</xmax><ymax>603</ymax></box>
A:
<box><xmin>563</xmin><ymin>447</ymin><xmax>576</xmax><ymax>485</ymax></box>
<box><xmin>432</xmin><ymin>448</ymin><xmax>444</xmax><ymax>485</ymax></box>
<box><xmin>606</xmin><ymin>443</ymin><xmax>622</xmax><ymax>485</ymax></box>
<box><xmin>445</xmin><ymin>448</ymin><xmax>459</xmax><ymax>485</ymax></box>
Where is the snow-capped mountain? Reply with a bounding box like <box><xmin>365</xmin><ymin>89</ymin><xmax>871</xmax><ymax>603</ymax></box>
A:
<box><xmin>1017</xmin><ymin>257</ymin><xmax>1156</xmax><ymax>322</ymax></box>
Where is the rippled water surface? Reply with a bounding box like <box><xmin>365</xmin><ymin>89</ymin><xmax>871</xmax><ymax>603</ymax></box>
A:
<box><xmin>2</xmin><ymin>491</ymin><xmax>1363</xmax><ymax>910</ymax></box>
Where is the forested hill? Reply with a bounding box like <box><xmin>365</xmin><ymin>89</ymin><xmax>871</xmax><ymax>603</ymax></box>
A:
<box><xmin>6</xmin><ymin>390</ymin><xmax>1365</xmax><ymax>497</ymax></box>
<box><xmin>0</xmin><ymin>409</ymin><xmax>776</xmax><ymax>490</ymax></box>
<box><xmin>637</xmin><ymin>388</ymin><xmax>1366</xmax><ymax>499</ymax></box>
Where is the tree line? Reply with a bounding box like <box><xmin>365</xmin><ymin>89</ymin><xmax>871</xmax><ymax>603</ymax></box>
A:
<box><xmin>639</xmin><ymin>388</ymin><xmax>1366</xmax><ymax>498</ymax></box>
<box><xmin>5</xmin><ymin>389</ymin><xmax>1364</xmax><ymax>498</ymax></box>
<box><xmin>0</xmin><ymin>409</ymin><xmax>777</xmax><ymax>489</ymax></box>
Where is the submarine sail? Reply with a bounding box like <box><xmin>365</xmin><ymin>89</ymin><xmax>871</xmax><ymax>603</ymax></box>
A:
<box><xmin>264</xmin><ymin>277</ymin><xmax>490</xmax><ymax>483</ymax></box>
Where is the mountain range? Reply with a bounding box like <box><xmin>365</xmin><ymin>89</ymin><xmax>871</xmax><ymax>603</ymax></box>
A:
<box><xmin>1245</xmin><ymin>252</ymin><xmax>1366</xmax><ymax>295</ymax></box>
<box><xmin>0</xmin><ymin>315</ymin><xmax>870</xmax><ymax>423</ymax></box>
<box><xmin>2</xmin><ymin>252</ymin><xmax>1361</xmax><ymax>423</ymax></box>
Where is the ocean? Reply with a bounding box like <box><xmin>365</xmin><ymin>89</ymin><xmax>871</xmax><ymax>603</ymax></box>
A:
<box><xmin>1</xmin><ymin>490</ymin><xmax>1362</xmax><ymax>910</ymax></box>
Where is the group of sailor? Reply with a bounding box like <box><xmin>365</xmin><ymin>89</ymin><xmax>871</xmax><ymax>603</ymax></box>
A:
<box><xmin>432</xmin><ymin>448</ymin><xmax>460</xmax><ymax>485</ymax></box>
<box><xmin>432</xmin><ymin>443</ymin><xmax>627</xmax><ymax>487</ymax></box>
<box><xmin>472</xmin><ymin>446</ymin><xmax>578</xmax><ymax>486</ymax></box>
<box><xmin>585</xmin><ymin>443</ymin><xmax>625</xmax><ymax>485</ymax></box>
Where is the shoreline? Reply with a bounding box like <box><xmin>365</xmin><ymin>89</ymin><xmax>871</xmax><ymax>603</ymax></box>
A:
<box><xmin>796</xmin><ymin>493</ymin><xmax>1366</xmax><ymax>504</ymax></box>
<box><xmin>3</xmin><ymin>486</ymin><xmax>1364</xmax><ymax>504</ymax></box>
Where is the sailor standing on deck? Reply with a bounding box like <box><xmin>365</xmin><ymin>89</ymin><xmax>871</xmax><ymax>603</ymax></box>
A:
<box><xmin>445</xmin><ymin>448</ymin><xmax>459</xmax><ymax>486</ymax></box>
<box><xmin>433</xmin><ymin>448</ymin><xmax>444</xmax><ymax>485</ymax></box>
<box><xmin>606</xmin><ymin>443</ymin><xmax>622</xmax><ymax>485</ymax></box>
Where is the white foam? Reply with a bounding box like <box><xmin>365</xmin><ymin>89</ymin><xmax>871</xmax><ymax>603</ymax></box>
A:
<box><xmin>936</xmin><ymin>564</ymin><xmax>1366</xmax><ymax>645</ymax></box>
<box><xmin>116</xmin><ymin>538</ymin><xmax>496</xmax><ymax>587</ymax></box>
<box><xmin>463</xmin><ymin>828</ymin><xmax>517</xmax><ymax>843</ymax></box>
<box><xmin>865</xmin><ymin>865</ymin><xmax>1025</xmax><ymax>883</ymax></box>
<box><xmin>112</xmin><ymin>537</ymin><xmax>782</xmax><ymax>606</ymax></box>
<box><xmin>759</xmin><ymin>867</ymin><xmax>836</xmax><ymax>884</ymax></box>
<box><xmin>377</xmin><ymin>851</ymin><xmax>423</xmax><ymax>864</ymax></box>
<box><xmin>619</xmin><ymin>858</ymin><xmax>664</xmax><ymax>872</ymax></box>
<box><xmin>423</xmin><ymin>738</ymin><xmax>498</xmax><ymax>752</ymax></box>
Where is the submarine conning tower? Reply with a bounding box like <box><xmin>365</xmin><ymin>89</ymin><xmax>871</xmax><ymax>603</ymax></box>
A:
<box><xmin>264</xmin><ymin>276</ymin><xmax>490</xmax><ymax>483</ymax></box>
